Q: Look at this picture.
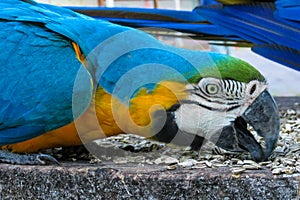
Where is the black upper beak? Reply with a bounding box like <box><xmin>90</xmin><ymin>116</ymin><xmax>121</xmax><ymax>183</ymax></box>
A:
<box><xmin>216</xmin><ymin>90</ymin><xmax>280</xmax><ymax>162</ymax></box>
<box><xmin>242</xmin><ymin>90</ymin><xmax>280</xmax><ymax>160</ymax></box>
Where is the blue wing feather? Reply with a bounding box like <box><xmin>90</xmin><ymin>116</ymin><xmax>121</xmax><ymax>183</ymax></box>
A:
<box><xmin>67</xmin><ymin>6</ymin><xmax>207</xmax><ymax>22</ymax></box>
<box><xmin>67</xmin><ymin>6</ymin><xmax>237</xmax><ymax>38</ymax></box>
<box><xmin>0</xmin><ymin>126</ymin><xmax>45</xmax><ymax>145</ymax></box>
<box><xmin>196</xmin><ymin>3</ymin><xmax>300</xmax><ymax>48</ymax></box>
<box><xmin>275</xmin><ymin>0</ymin><xmax>300</xmax><ymax>21</ymax></box>
<box><xmin>196</xmin><ymin>1</ymin><xmax>300</xmax><ymax>71</ymax></box>
<box><xmin>0</xmin><ymin>2</ymin><xmax>93</xmax><ymax>144</ymax></box>
<box><xmin>252</xmin><ymin>44</ymin><xmax>300</xmax><ymax>71</ymax></box>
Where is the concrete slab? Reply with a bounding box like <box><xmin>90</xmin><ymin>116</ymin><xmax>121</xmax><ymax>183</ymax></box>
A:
<box><xmin>0</xmin><ymin>162</ymin><xmax>299</xmax><ymax>199</ymax></box>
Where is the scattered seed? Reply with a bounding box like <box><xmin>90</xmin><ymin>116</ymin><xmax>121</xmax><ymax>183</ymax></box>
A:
<box><xmin>242</xmin><ymin>164</ymin><xmax>261</xmax><ymax>170</ymax></box>
<box><xmin>231</xmin><ymin>167</ymin><xmax>246</xmax><ymax>174</ymax></box>
<box><xmin>243</xmin><ymin>160</ymin><xmax>258</xmax><ymax>165</ymax></box>
<box><xmin>213</xmin><ymin>163</ymin><xmax>227</xmax><ymax>167</ymax></box>
<box><xmin>205</xmin><ymin>161</ymin><xmax>212</xmax><ymax>168</ymax></box>
<box><xmin>178</xmin><ymin>159</ymin><xmax>198</xmax><ymax>168</ymax></box>
<box><xmin>259</xmin><ymin>161</ymin><xmax>272</xmax><ymax>165</ymax></box>
<box><xmin>192</xmin><ymin>165</ymin><xmax>207</xmax><ymax>169</ymax></box>
<box><xmin>165</xmin><ymin>164</ymin><xmax>177</xmax><ymax>170</ymax></box>
<box><xmin>154</xmin><ymin>156</ymin><xmax>178</xmax><ymax>165</ymax></box>
<box><xmin>231</xmin><ymin>173</ymin><xmax>241</xmax><ymax>178</ymax></box>
<box><xmin>40</xmin><ymin>108</ymin><xmax>300</xmax><ymax>176</ymax></box>
<box><xmin>90</xmin><ymin>158</ymin><xmax>102</xmax><ymax>164</ymax></box>
<box><xmin>283</xmin><ymin>167</ymin><xmax>294</xmax><ymax>174</ymax></box>
<box><xmin>272</xmin><ymin>168</ymin><xmax>284</xmax><ymax>175</ymax></box>
<box><xmin>236</xmin><ymin>160</ymin><xmax>244</xmax><ymax>165</ymax></box>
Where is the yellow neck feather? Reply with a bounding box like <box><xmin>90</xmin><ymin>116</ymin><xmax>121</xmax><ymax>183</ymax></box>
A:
<box><xmin>94</xmin><ymin>81</ymin><xmax>188</xmax><ymax>138</ymax></box>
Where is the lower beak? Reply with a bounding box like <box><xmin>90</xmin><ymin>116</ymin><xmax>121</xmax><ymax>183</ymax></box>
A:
<box><xmin>216</xmin><ymin>90</ymin><xmax>280</xmax><ymax>161</ymax></box>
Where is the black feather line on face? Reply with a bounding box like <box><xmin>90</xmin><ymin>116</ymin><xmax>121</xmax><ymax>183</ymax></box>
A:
<box><xmin>179</xmin><ymin>100</ymin><xmax>214</xmax><ymax>111</ymax></box>
<box><xmin>151</xmin><ymin>107</ymin><xmax>205</xmax><ymax>149</ymax></box>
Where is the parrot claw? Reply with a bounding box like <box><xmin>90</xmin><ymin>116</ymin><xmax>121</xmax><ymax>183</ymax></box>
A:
<box><xmin>35</xmin><ymin>154</ymin><xmax>61</xmax><ymax>165</ymax></box>
<box><xmin>0</xmin><ymin>150</ymin><xmax>60</xmax><ymax>165</ymax></box>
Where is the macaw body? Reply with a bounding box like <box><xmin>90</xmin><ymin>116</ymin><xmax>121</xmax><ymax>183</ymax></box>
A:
<box><xmin>0</xmin><ymin>0</ymin><xmax>279</xmax><ymax>163</ymax></box>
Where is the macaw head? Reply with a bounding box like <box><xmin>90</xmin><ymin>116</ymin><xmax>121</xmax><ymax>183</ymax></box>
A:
<box><xmin>144</xmin><ymin>53</ymin><xmax>279</xmax><ymax>162</ymax></box>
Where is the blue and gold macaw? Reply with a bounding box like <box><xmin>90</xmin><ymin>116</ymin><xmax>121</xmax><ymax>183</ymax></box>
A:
<box><xmin>0</xmin><ymin>0</ymin><xmax>279</xmax><ymax>164</ymax></box>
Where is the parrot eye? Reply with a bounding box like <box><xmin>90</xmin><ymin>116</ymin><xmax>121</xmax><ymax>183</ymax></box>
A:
<box><xmin>206</xmin><ymin>84</ymin><xmax>219</xmax><ymax>95</ymax></box>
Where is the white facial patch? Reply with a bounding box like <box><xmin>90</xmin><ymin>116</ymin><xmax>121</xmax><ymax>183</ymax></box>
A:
<box><xmin>174</xmin><ymin>78</ymin><xmax>268</xmax><ymax>140</ymax></box>
<box><xmin>174</xmin><ymin>103</ymin><xmax>235</xmax><ymax>138</ymax></box>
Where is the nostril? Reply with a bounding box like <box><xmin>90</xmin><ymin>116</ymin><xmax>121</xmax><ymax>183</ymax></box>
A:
<box><xmin>249</xmin><ymin>84</ymin><xmax>257</xmax><ymax>95</ymax></box>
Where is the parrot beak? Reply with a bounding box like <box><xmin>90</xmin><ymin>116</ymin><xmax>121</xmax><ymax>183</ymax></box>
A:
<box><xmin>216</xmin><ymin>90</ymin><xmax>280</xmax><ymax>161</ymax></box>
